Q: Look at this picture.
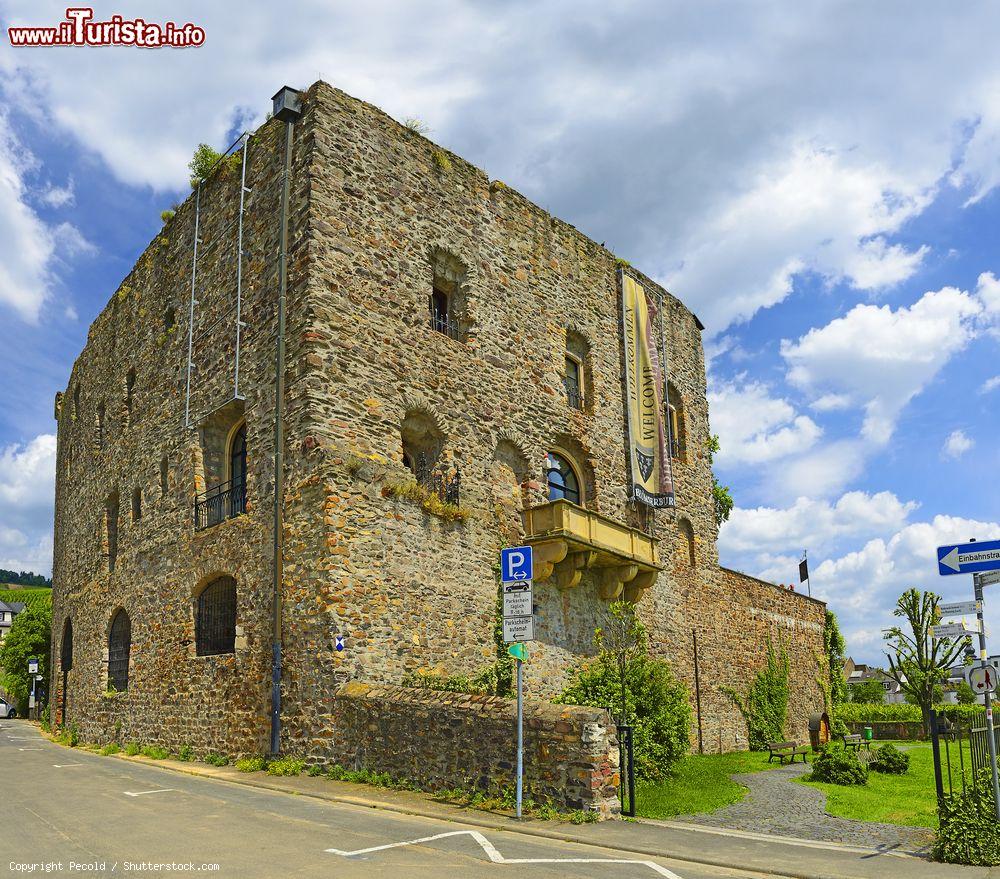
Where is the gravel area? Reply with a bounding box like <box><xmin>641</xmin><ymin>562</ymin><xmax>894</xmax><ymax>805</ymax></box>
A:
<box><xmin>674</xmin><ymin>761</ymin><xmax>935</xmax><ymax>852</ymax></box>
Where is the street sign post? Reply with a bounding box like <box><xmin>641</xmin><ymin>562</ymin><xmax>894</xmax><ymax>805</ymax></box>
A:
<box><xmin>500</xmin><ymin>545</ymin><xmax>534</xmax><ymax>820</ymax></box>
<box><xmin>969</xmin><ymin>665</ymin><xmax>998</xmax><ymax>695</ymax></box>
<box><xmin>938</xmin><ymin>540</ymin><xmax>1000</xmax><ymax>576</ymax></box>
<box><xmin>27</xmin><ymin>658</ymin><xmax>38</xmax><ymax>675</ymax></box>
<box><xmin>939</xmin><ymin>600</ymin><xmax>980</xmax><ymax>617</ymax></box>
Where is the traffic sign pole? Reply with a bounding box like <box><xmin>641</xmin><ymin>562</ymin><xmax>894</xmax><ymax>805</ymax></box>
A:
<box><xmin>515</xmin><ymin>656</ymin><xmax>523</xmax><ymax>819</ymax></box>
<box><xmin>974</xmin><ymin>572</ymin><xmax>1000</xmax><ymax>820</ymax></box>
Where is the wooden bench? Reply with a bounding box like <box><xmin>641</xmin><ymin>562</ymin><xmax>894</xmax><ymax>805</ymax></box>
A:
<box><xmin>841</xmin><ymin>733</ymin><xmax>870</xmax><ymax>752</ymax></box>
<box><xmin>766</xmin><ymin>741</ymin><xmax>809</xmax><ymax>764</ymax></box>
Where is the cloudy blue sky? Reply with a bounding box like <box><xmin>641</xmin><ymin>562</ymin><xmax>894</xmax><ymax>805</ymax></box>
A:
<box><xmin>1</xmin><ymin>1</ymin><xmax>999</xmax><ymax>663</ymax></box>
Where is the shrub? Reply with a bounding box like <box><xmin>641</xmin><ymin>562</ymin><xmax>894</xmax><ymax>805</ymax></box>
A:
<box><xmin>203</xmin><ymin>753</ymin><xmax>229</xmax><ymax>767</ymax></box>
<box><xmin>124</xmin><ymin>742</ymin><xmax>141</xmax><ymax>756</ymax></box>
<box><xmin>307</xmin><ymin>764</ymin><xmax>324</xmax><ymax>777</ymax></box>
<box><xmin>54</xmin><ymin>725</ymin><xmax>79</xmax><ymax>748</ymax></box>
<box><xmin>431</xmin><ymin>149</ymin><xmax>452</xmax><ymax>172</ymax></box>
<box><xmin>557</xmin><ymin>610</ymin><xmax>690</xmax><ymax>781</ymax></box>
<box><xmin>235</xmin><ymin>756</ymin><xmax>267</xmax><ymax>773</ymax></box>
<box><xmin>837</xmin><ymin>703</ymin><xmax>986</xmax><ymax>726</ymax></box>
<box><xmin>266</xmin><ymin>757</ymin><xmax>305</xmax><ymax>777</ymax></box>
<box><xmin>177</xmin><ymin>744</ymin><xmax>195</xmax><ymax>762</ymax></box>
<box><xmin>831</xmin><ymin>717</ymin><xmax>849</xmax><ymax>738</ymax></box>
<box><xmin>39</xmin><ymin>704</ymin><xmax>51</xmax><ymax>732</ymax></box>
<box><xmin>869</xmin><ymin>743</ymin><xmax>910</xmax><ymax>775</ymax></box>
<box><xmin>934</xmin><ymin>769</ymin><xmax>1000</xmax><ymax>865</ymax></box>
<box><xmin>810</xmin><ymin>749</ymin><xmax>868</xmax><ymax>785</ymax></box>
<box><xmin>141</xmin><ymin>745</ymin><xmax>170</xmax><ymax>760</ymax></box>
<box><xmin>99</xmin><ymin>743</ymin><xmax>120</xmax><ymax>756</ymax></box>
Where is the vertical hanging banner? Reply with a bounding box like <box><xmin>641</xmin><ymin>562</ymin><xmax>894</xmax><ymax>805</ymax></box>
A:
<box><xmin>621</xmin><ymin>272</ymin><xmax>675</xmax><ymax>508</ymax></box>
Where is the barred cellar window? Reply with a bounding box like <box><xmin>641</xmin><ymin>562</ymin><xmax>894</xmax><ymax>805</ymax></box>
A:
<box><xmin>196</xmin><ymin>576</ymin><xmax>237</xmax><ymax>656</ymax></box>
<box><xmin>107</xmin><ymin>609</ymin><xmax>131</xmax><ymax>692</ymax></box>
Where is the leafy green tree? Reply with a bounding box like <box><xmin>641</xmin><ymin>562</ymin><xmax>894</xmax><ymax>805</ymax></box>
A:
<box><xmin>723</xmin><ymin>638</ymin><xmax>790</xmax><ymax>750</ymax></box>
<box><xmin>884</xmin><ymin>588</ymin><xmax>969</xmax><ymax>734</ymax></box>
<box><xmin>823</xmin><ymin>610</ymin><xmax>849</xmax><ymax>709</ymax></box>
<box><xmin>706</xmin><ymin>435</ymin><xmax>734</xmax><ymax>527</ymax></box>
<box><xmin>557</xmin><ymin>601</ymin><xmax>691</xmax><ymax>780</ymax></box>
<box><xmin>0</xmin><ymin>603</ymin><xmax>51</xmax><ymax>712</ymax></box>
<box><xmin>848</xmin><ymin>679</ymin><xmax>886</xmax><ymax>704</ymax></box>
<box><xmin>955</xmin><ymin>680</ymin><xmax>979</xmax><ymax>705</ymax></box>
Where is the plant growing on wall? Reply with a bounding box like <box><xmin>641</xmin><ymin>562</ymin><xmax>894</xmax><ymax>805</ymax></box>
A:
<box><xmin>556</xmin><ymin>601</ymin><xmax>691</xmax><ymax>780</ymax></box>
<box><xmin>722</xmin><ymin>638</ymin><xmax>790</xmax><ymax>751</ymax></box>
<box><xmin>883</xmin><ymin>588</ymin><xmax>969</xmax><ymax>735</ymax></box>
<box><xmin>706</xmin><ymin>435</ymin><xmax>733</xmax><ymax>527</ymax></box>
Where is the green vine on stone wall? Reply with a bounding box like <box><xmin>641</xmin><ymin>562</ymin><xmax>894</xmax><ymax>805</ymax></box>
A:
<box><xmin>721</xmin><ymin>637</ymin><xmax>790</xmax><ymax>751</ymax></box>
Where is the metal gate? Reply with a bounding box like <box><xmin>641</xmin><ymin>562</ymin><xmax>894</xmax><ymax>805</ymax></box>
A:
<box><xmin>929</xmin><ymin>709</ymin><xmax>994</xmax><ymax>799</ymax></box>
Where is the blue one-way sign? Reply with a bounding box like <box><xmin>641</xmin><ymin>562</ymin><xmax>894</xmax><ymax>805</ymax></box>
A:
<box><xmin>501</xmin><ymin>546</ymin><xmax>533</xmax><ymax>582</ymax></box>
<box><xmin>938</xmin><ymin>540</ymin><xmax>1000</xmax><ymax>576</ymax></box>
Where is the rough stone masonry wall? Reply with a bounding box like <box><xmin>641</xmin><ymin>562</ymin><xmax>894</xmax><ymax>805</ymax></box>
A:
<box><xmin>49</xmin><ymin>113</ymin><xmax>318</xmax><ymax>755</ymax></box>
<box><xmin>328</xmin><ymin>682</ymin><xmax>620</xmax><ymax>816</ymax></box>
<box><xmin>278</xmin><ymin>81</ymin><xmax>826</xmax><ymax>757</ymax></box>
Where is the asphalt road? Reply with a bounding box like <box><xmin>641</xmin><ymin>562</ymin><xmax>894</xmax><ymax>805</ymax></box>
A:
<box><xmin>0</xmin><ymin>721</ymin><xmax>771</xmax><ymax>879</ymax></box>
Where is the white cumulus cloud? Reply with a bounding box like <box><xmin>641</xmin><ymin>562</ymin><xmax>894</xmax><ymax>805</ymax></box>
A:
<box><xmin>942</xmin><ymin>429</ymin><xmax>974</xmax><ymax>459</ymax></box>
<box><xmin>0</xmin><ymin>434</ymin><xmax>56</xmax><ymax>575</ymax></box>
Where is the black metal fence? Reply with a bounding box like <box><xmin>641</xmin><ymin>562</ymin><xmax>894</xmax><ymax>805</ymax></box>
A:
<box><xmin>412</xmin><ymin>452</ymin><xmax>461</xmax><ymax>507</ymax></box>
<box><xmin>195</xmin><ymin>478</ymin><xmax>247</xmax><ymax>530</ymax></box>
<box><xmin>930</xmin><ymin>709</ymin><xmax>995</xmax><ymax>800</ymax></box>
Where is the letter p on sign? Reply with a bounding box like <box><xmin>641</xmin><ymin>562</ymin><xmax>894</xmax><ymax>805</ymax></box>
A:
<box><xmin>501</xmin><ymin>546</ymin><xmax>533</xmax><ymax>582</ymax></box>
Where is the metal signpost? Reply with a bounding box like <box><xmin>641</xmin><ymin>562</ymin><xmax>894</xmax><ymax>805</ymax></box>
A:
<box><xmin>500</xmin><ymin>546</ymin><xmax>534</xmax><ymax>819</ymax></box>
<box><xmin>938</xmin><ymin>539</ymin><xmax>1000</xmax><ymax>818</ymax></box>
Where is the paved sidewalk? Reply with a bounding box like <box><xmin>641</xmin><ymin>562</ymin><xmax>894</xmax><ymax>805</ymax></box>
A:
<box><xmin>29</xmin><ymin>724</ymin><xmax>983</xmax><ymax>879</ymax></box>
<box><xmin>675</xmin><ymin>761</ymin><xmax>934</xmax><ymax>852</ymax></box>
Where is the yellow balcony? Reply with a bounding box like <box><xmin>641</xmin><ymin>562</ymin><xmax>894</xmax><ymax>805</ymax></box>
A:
<box><xmin>520</xmin><ymin>499</ymin><xmax>662</xmax><ymax>602</ymax></box>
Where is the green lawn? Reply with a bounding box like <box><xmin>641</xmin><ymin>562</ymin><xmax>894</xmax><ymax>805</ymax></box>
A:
<box><xmin>637</xmin><ymin>750</ymin><xmax>782</xmax><ymax>819</ymax></box>
<box><xmin>796</xmin><ymin>743</ymin><xmax>938</xmax><ymax>828</ymax></box>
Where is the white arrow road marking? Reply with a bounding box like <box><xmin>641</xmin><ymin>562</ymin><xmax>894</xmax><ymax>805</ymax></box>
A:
<box><xmin>325</xmin><ymin>830</ymin><xmax>683</xmax><ymax>877</ymax></box>
<box><xmin>124</xmin><ymin>789</ymin><xmax>177</xmax><ymax>797</ymax></box>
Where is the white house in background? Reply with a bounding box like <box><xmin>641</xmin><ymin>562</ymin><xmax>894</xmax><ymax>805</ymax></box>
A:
<box><xmin>0</xmin><ymin>600</ymin><xmax>25</xmax><ymax>642</ymax></box>
<box><xmin>844</xmin><ymin>658</ymin><xmax>908</xmax><ymax>704</ymax></box>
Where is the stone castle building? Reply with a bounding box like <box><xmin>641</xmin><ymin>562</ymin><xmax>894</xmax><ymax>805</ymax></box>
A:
<box><xmin>50</xmin><ymin>82</ymin><xmax>825</xmax><ymax>797</ymax></box>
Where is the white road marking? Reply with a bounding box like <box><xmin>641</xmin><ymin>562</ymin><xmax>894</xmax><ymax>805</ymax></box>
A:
<box><xmin>124</xmin><ymin>789</ymin><xmax>177</xmax><ymax>797</ymax></box>
<box><xmin>53</xmin><ymin>763</ymin><xmax>84</xmax><ymax>768</ymax></box>
<box><xmin>18</xmin><ymin>748</ymin><xmax>43</xmax><ymax>751</ymax></box>
<box><xmin>325</xmin><ymin>829</ymin><xmax>683</xmax><ymax>877</ymax></box>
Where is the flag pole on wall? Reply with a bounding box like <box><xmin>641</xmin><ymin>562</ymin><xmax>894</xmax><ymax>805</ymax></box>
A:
<box><xmin>799</xmin><ymin>550</ymin><xmax>811</xmax><ymax>598</ymax></box>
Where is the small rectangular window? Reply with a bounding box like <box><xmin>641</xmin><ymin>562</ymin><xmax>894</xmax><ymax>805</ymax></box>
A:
<box><xmin>564</xmin><ymin>356</ymin><xmax>583</xmax><ymax>410</ymax></box>
<box><xmin>160</xmin><ymin>456</ymin><xmax>169</xmax><ymax>496</ymax></box>
<box><xmin>131</xmin><ymin>488</ymin><xmax>142</xmax><ymax>523</ymax></box>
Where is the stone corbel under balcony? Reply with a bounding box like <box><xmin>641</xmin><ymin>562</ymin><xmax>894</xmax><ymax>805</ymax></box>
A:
<box><xmin>520</xmin><ymin>499</ymin><xmax>662</xmax><ymax>603</ymax></box>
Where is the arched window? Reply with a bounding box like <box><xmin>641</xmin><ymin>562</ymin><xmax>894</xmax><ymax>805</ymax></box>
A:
<box><xmin>427</xmin><ymin>247</ymin><xmax>468</xmax><ymax>341</ymax></box>
<box><xmin>679</xmin><ymin>518</ymin><xmax>696</xmax><ymax>568</ymax></box>
<box><xmin>61</xmin><ymin>618</ymin><xmax>73</xmax><ymax>671</ymax></box>
<box><xmin>196</xmin><ymin>576</ymin><xmax>237</xmax><ymax>656</ymax></box>
<box><xmin>108</xmin><ymin>610</ymin><xmax>131</xmax><ymax>692</ymax></box>
<box><xmin>546</xmin><ymin>451</ymin><xmax>582</xmax><ymax>506</ymax></box>
<box><xmin>229</xmin><ymin>424</ymin><xmax>247</xmax><ymax>516</ymax></box>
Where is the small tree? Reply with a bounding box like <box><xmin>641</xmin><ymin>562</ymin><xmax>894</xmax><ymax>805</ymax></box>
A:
<box><xmin>723</xmin><ymin>638</ymin><xmax>790</xmax><ymax>750</ymax></box>
<box><xmin>188</xmin><ymin>143</ymin><xmax>223</xmax><ymax>186</ymax></box>
<box><xmin>848</xmin><ymin>679</ymin><xmax>887</xmax><ymax>704</ymax></box>
<box><xmin>0</xmin><ymin>603</ymin><xmax>52</xmax><ymax>713</ymax></box>
<box><xmin>955</xmin><ymin>681</ymin><xmax>979</xmax><ymax>705</ymax></box>
<box><xmin>884</xmin><ymin>588</ymin><xmax>969</xmax><ymax>734</ymax></box>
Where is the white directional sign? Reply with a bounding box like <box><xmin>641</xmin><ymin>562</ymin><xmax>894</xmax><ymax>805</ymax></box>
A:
<box><xmin>940</xmin><ymin>600</ymin><xmax>980</xmax><ymax>617</ymax></box>
<box><xmin>932</xmin><ymin>622</ymin><xmax>978</xmax><ymax>639</ymax></box>
<box><xmin>982</xmin><ymin>571</ymin><xmax>1000</xmax><ymax>587</ymax></box>
<box><xmin>969</xmin><ymin>665</ymin><xmax>999</xmax><ymax>695</ymax></box>
<box><xmin>503</xmin><ymin>615</ymin><xmax>534</xmax><ymax>643</ymax></box>
<box><xmin>503</xmin><ymin>581</ymin><xmax>533</xmax><ymax>618</ymax></box>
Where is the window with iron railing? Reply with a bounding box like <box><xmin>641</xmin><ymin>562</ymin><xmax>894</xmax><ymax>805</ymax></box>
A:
<box><xmin>107</xmin><ymin>609</ymin><xmax>131</xmax><ymax>692</ymax></box>
<box><xmin>429</xmin><ymin>286</ymin><xmax>461</xmax><ymax>340</ymax></box>
<box><xmin>407</xmin><ymin>450</ymin><xmax>461</xmax><ymax>506</ymax></box>
<box><xmin>564</xmin><ymin>355</ymin><xmax>585</xmax><ymax>410</ymax></box>
<box><xmin>194</xmin><ymin>478</ymin><xmax>247</xmax><ymax>530</ymax></box>
<box><xmin>196</xmin><ymin>576</ymin><xmax>236</xmax><ymax>656</ymax></box>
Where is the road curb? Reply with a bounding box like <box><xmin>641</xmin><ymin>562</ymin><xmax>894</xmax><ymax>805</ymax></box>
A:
<box><xmin>33</xmin><ymin>724</ymin><xmax>938</xmax><ymax>879</ymax></box>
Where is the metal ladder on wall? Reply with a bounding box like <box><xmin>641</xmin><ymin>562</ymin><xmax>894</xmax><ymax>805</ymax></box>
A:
<box><xmin>183</xmin><ymin>131</ymin><xmax>252</xmax><ymax>430</ymax></box>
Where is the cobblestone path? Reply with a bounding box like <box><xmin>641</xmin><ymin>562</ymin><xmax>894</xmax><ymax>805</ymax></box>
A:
<box><xmin>674</xmin><ymin>761</ymin><xmax>935</xmax><ymax>852</ymax></box>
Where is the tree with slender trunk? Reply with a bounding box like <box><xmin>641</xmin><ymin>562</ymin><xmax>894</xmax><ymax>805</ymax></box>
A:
<box><xmin>883</xmin><ymin>588</ymin><xmax>969</xmax><ymax>734</ymax></box>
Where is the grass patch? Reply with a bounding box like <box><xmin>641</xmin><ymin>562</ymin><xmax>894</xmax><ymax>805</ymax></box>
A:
<box><xmin>797</xmin><ymin>742</ymin><xmax>938</xmax><ymax>828</ymax></box>
<box><xmin>637</xmin><ymin>751</ymin><xmax>783</xmax><ymax>819</ymax></box>
<box><xmin>140</xmin><ymin>745</ymin><xmax>170</xmax><ymax>760</ymax></box>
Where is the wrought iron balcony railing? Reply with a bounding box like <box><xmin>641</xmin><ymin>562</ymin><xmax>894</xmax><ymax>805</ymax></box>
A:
<box><xmin>195</xmin><ymin>478</ymin><xmax>246</xmax><ymax>531</ymax></box>
<box><xmin>430</xmin><ymin>313</ymin><xmax>461</xmax><ymax>340</ymax></box>
<box><xmin>412</xmin><ymin>452</ymin><xmax>461</xmax><ymax>507</ymax></box>
<box><xmin>564</xmin><ymin>379</ymin><xmax>585</xmax><ymax>411</ymax></box>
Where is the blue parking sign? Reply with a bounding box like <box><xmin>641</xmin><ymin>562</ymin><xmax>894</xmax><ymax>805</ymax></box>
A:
<box><xmin>501</xmin><ymin>546</ymin><xmax>533</xmax><ymax>582</ymax></box>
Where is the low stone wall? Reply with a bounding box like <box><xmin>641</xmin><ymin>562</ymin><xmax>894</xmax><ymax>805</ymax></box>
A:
<box><xmin>846</xmin><ymin>721</ymin><xmax>926</xmax><ymax>741</ymax></box>
<box><xmin>324</xmin><ymin>682</ymin><xmax>620</xmax><ymax>817</ymax></box>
